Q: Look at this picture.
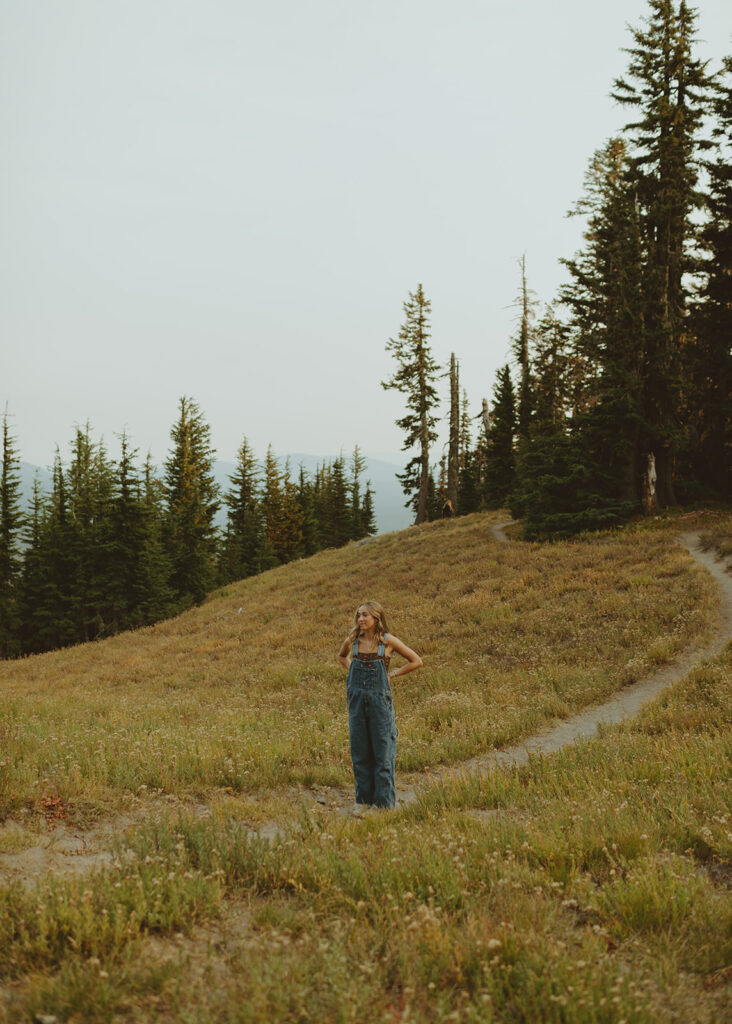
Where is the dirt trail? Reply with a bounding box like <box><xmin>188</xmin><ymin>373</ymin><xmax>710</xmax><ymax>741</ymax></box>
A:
<box><xmin>457</xmin><ymin>529</ymin><xmax>731</xmax><ymax>774</ymax></box>
<box><xmin>308</xmin><ymin>527</ymin><xmax>732</xmax><ymax>813</ymax></box>
<box><xmin>2</xmin><ymin>528</ymin><xmax>730</xmax><ymax>881</ymax></box>
<box><xmin>0</xmin><ymin>816</ymin><xmax>125</xmax><ymax>886</ymax></box>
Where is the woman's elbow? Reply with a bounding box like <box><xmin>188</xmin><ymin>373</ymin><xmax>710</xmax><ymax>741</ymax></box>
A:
<box><xmin>414</xmin><ymin>655</ymin><xmax>423</xmax><ymax>669</ymax></box>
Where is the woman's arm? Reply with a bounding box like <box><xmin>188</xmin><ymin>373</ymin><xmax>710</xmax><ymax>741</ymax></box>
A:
<box><xmin>385</xmin><ymin>635</ymin><xmax>423</xmax><ymax>680</ymax></box>
<box><xmin>337</xmin><ymin>636</ymin><xmax>352</xmax><ymax>670</ymax></box>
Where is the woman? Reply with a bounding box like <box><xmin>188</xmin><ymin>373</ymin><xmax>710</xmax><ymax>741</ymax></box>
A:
<box><xmin>337</xmin><ymin>601</ymin><xmax>423</xmax><ymax>809</ymax></box>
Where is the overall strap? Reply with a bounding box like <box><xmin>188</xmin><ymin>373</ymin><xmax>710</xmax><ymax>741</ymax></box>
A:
<box><xmin>377</xmin><ymin>640</ymin><xmax>385</xmax><ymax>658</ymax></box>
<box><xmin>352</xmin><ymin>640</ymin><xmax>359</xmax><ymax>658</ymax></box>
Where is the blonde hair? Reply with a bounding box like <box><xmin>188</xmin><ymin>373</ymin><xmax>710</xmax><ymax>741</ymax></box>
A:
<box><xmin>348</xmin><ymin>601</ymin><xmax>389</xmax><ymax>644</ymax></box>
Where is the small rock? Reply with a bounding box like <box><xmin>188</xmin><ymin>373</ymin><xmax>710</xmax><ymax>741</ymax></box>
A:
<box><xmin>35</xmin><ymin>1015</ymin><xmax>58</xmax><ymax>1024</ymax></box>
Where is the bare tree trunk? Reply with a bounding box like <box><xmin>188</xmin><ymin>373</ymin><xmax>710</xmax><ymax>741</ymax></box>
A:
<box><xmin>416</xmin><ymin>448</ymin><xmax>429</xmax><ymax>524</ymax></box>
<box><xmin>642</xmin><ymin>451</ymin><xmax>658</xmax><ymax>514</ymax></box>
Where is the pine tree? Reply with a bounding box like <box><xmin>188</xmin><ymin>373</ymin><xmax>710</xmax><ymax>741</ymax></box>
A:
<box><xmin>261</xmin><ymin>446</ymin><xmax>282</xmax><ymax>567</ymax></box>
<box><xmin>0</xmin><ymin>411</ymin><xmax>23</xmax><ymax>657</ymax></box>
<box><xmin>483</xmin><ymin>364</ymin><xmax>516</xmax><ymax>508</ymax></box>
<box><xmin>323</xmin><ymin>456</ymin><xmax>350</xmax><ymax>548</ymax></box>
<box><xmin>106</xmin><ymin>433</ymin><xmax>164</xmax><ymax>631</ymax></box>
<box><xmin>458</xmin><ymin>447</ymin><xmax>482</xmax><ymax>515</ymax></box>
<box><xmin>220</xmin><ymin>436</ymin><xmax>264</xmax><ymax>580</ymax></box>
<box><xmin>139</xmin><ymin>454</ymin><xmax>174</xmax><ymax>623</ymax></box>
<box><xmin>349</xmin><ymin>446</ymin><xmax>368</xmax><ymax>540</ymax></box>
<box><xmin>447</xmin><ymin>354</ymin><xmax>460</xmax><ymax>512</ymax></box>
<box><xmin>33</xmin><ymin>453</ymin><xmax>76</xmax><ymax>651</ymax></box>
<box><xmin>426</xmin><ymin>469</ymin><xmax>441</xmax><ymax>521</ymax></box>
<box><xmin>66</xmin><ymin>425</ymin><xmax>115</xmax><ymax>641</ymax></box>
<box><xmin>513</xmin><ymin>255</ymin><xmax>536</xmax><ymax>441</ymax></box>
<box><xmin>279</xmin><ymin>460</ymin><xmax>305</xmax><ymax>562</ymax></box>
<box><xmin>17</xmin><ymin>475</ymin><xmax>46</xmax><ymax>653</ymax></box>
<box><xmin>612</xmin><ymin>0</ymin><xmax>713</xmax><ymax>506</ymax></box>
<box><xmin>532</xmin><ymin>308</ymin><xmax>572</xmax><ymax>431</ymax></box>
<box><xmin>163</xmin><ymin>397</ymin><xmax>220</xmax><ymax>605</ymax></box>
<box><xmin>262</xmin><ymin>448</ymin><xmax>303</xmax><ymax>564</ymax></box>
<box><xmin>296</xmin><ymin>464</ymin><xmax>321</xmax><ymax>558</ymax></box>
<box><xmin>361</xmin><ymin>482</ymin><xmax>377</xmax><ymax>536</ymax></box>
<box><xmin>685</xmin><ymin>55</ymin><xmax>732</xmax><ymax>499</ymax></box>
<box><xmin>459</xmin><ymin>388</ymin><xmax>472</xmax><ymax>475</ymax></box>
<box><xmin>561</xmin><ymin>138</ymin><xmax>649</xmax><ymax>508</ymax></box>
<box><xmin>382</xmin><ymin>284</ymin><xmax>440</xmax><ymax>523</ymax></box>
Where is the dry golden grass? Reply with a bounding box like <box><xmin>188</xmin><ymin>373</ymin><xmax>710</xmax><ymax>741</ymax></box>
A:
<box><xmin>0</xmin><ymin>511</ymin><xmax>720</xmax><ymax>820</ymax></box>
<box><xmin>0</xmin><ymin>510</ymin><xmax>729</xmax><ymax>1023</ymax></box>
<box><xmin>698</xmin><ymin>508</ymin><xmax>732</xmax><ymax>559</ymax></box>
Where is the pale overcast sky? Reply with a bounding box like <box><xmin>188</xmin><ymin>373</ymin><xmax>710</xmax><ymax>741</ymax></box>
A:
<box><xmin>2</xmin><ymin>0</ymin><xmax>729</xmax><ymax>468</ymax></box>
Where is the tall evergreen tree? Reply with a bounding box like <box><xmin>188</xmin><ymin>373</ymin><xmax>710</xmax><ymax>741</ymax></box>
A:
<box><xmin>17</xmin><ymin>475</ymin><xmax>46</xmax><ymax>653</ymax></box>
<box><xmin>279</xmin><ymin>459</ymin><xmax>305</xmax><ymax>562</ymax></box>
<box><xmin>323</xmin><ymin>455</ymin><xmax>350</xmax><ymax>548</ymax></box>
<box><xmin>532</xmin><ymin>308</ymin><xmax>572</xmax><ymax>431</ymax></box>
<box><xmin>483</xmin><ymin>364</ymin><xmax>516</xmax><ymax>508</ymax></box>
<box><xmin>32</xmin><ymin>453</ymin><xmax>77</xmax><ymax>651</ymax></box>
<box><xmin>513</xmin><ymin>255</ymin><xmax>536</xmax><ymax>441</ymax></box>
<box><xmin>348</xmin><ymin>447</ymin><xmax>367</xmax><ymax>541</ymax></box>
<box><xmin>66</xmin><ymin>426</ymin><xmax>115</xmax><ymax>641</ymax></box>
<box><xmin>220</xmin><ymin>436</ymin><xmax>264</xmax><ymax>580</ymax></box>
<box><xmin>447</xmin><ymin>354</ymin><xmax>460</xmax><ymax>512</ymax></box>
<box><xmin>562</xmin><ymin>138</ymin><xmax>650</xmax><ymax>507</ymax></box>
<box><xmin>261</xmin><ymin>445</ymin><xmax>283</xmax><ymax>568</ymax></box>
<box><xmin>611</xmin><ymin>0</ymin><xmax>713</xmax><ymax>505</ymax></box>
<box><xmin>459</xmin><ymin>388</ymin><xmax>472</xmax><ymax>475</ymax></box>
<box><xmin>360</xmin><ymin>483</ymin><xmax>377</xmax><ymax>536</ymax></box>
<box><xmin>139</xmin><ymin>453</ymin><xmax>174</xmax><ymax>624</ymax></box>
<box><xmin>295</xmin><ymin>464</ymin><xmax>320</xmax><ymax>558</ymax></box>
<box><xmin>382</xmin><ymin>284</ymin><xmax>440</xmax><ymax>523</ymax></box>
<box><xmin>458</xmin><ymin>447</ymin><xmax>482</xmax><ymax>515</ymax></box>
<box><xmin>685</xmin><ymin>54</ymin><xmax>732</xmax><ymax>499</ymax></box>
<box><xmin>261</xmin><ymin>449</ymin><xmax>303</xmax><ymax>564</ymax></box>
<box><xmin>426</xmin><ymin>469</ymin><xmax>441</xmax><ymax>521</ymax></box>
<box><xmin>106</xmin><ymin>433</ymin><xmax>173</xmax><ymax>631</ymax></box>
<box><xmin>0</xmin><ymin>412</ymin><xmax>23</xmax><ymax>657</ymax></box>
<box><xmin>163</xmin><ymin>397</ymin><xmax>220</xmax><ymax>605</ymax></box>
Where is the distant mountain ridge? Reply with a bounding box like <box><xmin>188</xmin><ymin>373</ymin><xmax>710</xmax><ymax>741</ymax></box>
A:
<box><xmin>18</xmin><ymin>454</ymin><xmax>412</xmax><ymax>535</ymax></box>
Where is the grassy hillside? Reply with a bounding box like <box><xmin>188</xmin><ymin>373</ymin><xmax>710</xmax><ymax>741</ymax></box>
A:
<box><xmin>0</xmin><ymin>510</ymin><xmax>730</xmax><ymax>1023</ymax></box>
<box><xmin>0</xmin><ymin>511</ymin><xmax>720</xmax><ymax>818</ymax></box>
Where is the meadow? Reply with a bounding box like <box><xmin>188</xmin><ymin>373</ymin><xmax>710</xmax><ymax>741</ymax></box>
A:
<box><xmin>0</xmin><ymin>510</ymin><xmax>729</xmax><ymax>1022</ymax></box>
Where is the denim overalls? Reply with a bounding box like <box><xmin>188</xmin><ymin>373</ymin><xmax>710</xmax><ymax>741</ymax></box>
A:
<box><xmin>346</xmin><ymin>635</ymin><xmax>397</xmax><ymax>809</ymax></box>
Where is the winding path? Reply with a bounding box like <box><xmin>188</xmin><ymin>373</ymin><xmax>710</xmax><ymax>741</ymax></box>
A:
<box><xmin>327</xmin><ymin>525</ymin><xmax>732</xmax><ymax>814</ymax></box>
<box><xmin>441</xmin><ymin>527</ymin><xmax>732</xmax><ymax>779</ymax></box>
<box><xmin>2</xmin><ymin>527</ymin><xmax>730</xmax><ymax>878</ymax></box>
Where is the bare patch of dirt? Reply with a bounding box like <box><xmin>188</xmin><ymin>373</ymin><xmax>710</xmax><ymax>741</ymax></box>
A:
<box><xmin>0</xmin><ymin>815</ymin><xmax>126</xmax><ymax>887</ymax></box>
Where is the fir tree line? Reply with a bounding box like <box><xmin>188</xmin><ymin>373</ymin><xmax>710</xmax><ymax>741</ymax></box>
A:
<box><xmin>0</xmin><ymin>398</ymin><xmax>376</xmax><ymax>659</ymax></box>
<box><xmin>385</xmin><ymin>1</ymin><xmax>730</xmax><ymax>538</ymax></box>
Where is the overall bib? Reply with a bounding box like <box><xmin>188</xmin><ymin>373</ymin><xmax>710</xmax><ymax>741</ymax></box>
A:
<box><xmin>346</xmin><ymin>636</ymin><xmax>397</xmax><ymax>809</ymax></box>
